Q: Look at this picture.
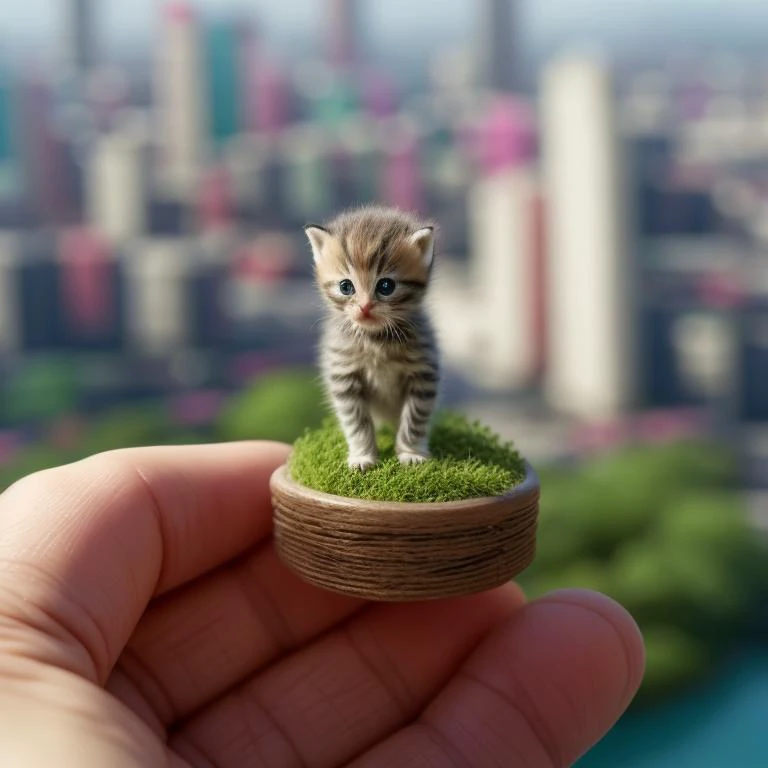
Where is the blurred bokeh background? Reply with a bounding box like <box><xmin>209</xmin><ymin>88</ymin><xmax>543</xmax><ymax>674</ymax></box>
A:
<box><xmin>0</xmin><ymin>1</ymin><xmax>767</xmax><ymax>764</ymax></box>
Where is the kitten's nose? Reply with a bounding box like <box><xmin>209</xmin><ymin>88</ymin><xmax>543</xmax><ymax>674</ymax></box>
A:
<box><xmin>360</xmin><ymin>302</ymin><xmax>374</xmax><ymax>318</ymax></box>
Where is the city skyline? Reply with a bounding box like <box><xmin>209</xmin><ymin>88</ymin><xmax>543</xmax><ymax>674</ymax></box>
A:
<box><xmin>2</xmin><ymin>1</ymin><xmax>768</xmax><ymax>62</ymax></box>
<box><xmin>0</xmin><ymin>0</ymin><xmax>765</xmax><ymax>483</ymax></box>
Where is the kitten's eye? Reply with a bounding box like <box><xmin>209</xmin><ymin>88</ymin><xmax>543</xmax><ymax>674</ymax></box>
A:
<box><xmin>376</xmin><ymin>278</ymin><xmax>396</xmax><ymax>297</ymax></box>
<box><xmin>339</xmin><ymin>279</ymin><xmax>355</xmax><ymax>296</ymax></box>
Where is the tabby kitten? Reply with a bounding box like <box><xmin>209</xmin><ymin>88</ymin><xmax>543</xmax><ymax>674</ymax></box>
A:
<box><xmin>305</xmin><ymin>205</ymin><xmax>440</xmax><ymax>471</ymax></box>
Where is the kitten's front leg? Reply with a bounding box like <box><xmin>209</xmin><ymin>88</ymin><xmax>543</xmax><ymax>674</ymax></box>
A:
<box><xmin>396</xmin><ymin>371</ymin><xmax>438</xmax><ymax>465</ymax></box>
<box><xmin>330</xmin><ymin>372</ymin><xmax>378</xmax><ymax>471</ymax></box>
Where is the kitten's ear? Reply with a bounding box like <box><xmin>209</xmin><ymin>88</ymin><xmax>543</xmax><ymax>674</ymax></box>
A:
<box><xmin>304</xmin><ymin>224</ymin><xmax>333</xmax><ymax>264</ymax></box>
<box><xmin>409</xmin><ymin>227</ymin><xmax>435</xmax><ymax>269</ymax></box>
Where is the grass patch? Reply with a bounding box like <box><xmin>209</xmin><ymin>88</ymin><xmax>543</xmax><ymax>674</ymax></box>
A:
<box><xmin>289</xmin><ymin>411</ymin><xmax>527</xmax><ymax>503</ymax></box>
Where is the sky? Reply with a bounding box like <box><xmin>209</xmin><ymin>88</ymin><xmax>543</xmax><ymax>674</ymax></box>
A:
<box><xmin>2</xmin><ymin>1</ymin><xmax>768</xmax><ymax>57</ymax></box>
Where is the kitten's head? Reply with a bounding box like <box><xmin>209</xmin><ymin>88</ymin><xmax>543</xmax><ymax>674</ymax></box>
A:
<box><xmin>305</xmin><ymin>206</ymin><xmax>435</xmax><ymax>335</ymax></box>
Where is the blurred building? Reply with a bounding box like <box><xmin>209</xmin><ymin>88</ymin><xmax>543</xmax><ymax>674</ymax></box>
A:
<box><xmin>155</xmin><ymin>1</ymin><xmax>208</xmax><ymax>200</ymax></box>
<box><xmin>640</xmin><ymin>237</ymin><xmax>744</xmax><ymax>411</ymax></box>
<box><xmin>541</xmin><ymin>54</ymin><xmax>637</xmax><ymax>420</ymax></box>
<box><xmin>62</xmin><ymin>0</ymin><xmax>96</xmax><ymax>80</ymax></box>
<box><xmin>465</xmin><ymin>97</ymin><xmax>542</xmax><ymax>388</ymax></box>
<box><xmin>280</xmin><ymin>123</ymin><xmax>333</xmax><ymax>222</ymax></box>
<box><xmin>328</xmin><ymin>0</ymin><xmax>360</xmax><ymax>71</ymax></box>
<box><xmin>206</xmin><ymin>18</ymin><xmax>244</xmax><ymax>146</ymax></box>
<box><xmin>0</xmin><ymin>69</ymin><xmax>21</xmax><ymax>203</ymax></box>
<box><xmin>86</xmin><ymin>121</ymin><xmax>147</xmax><ymax>242</ymax></box>
<box><xmin>476</xmin><ymin>0</ymin><xmax>519</xmax><ymax>92</ymax></box>
<box><xmin>0</xmin><ymin>0</ymin><xmax>766</xmax><ymax>505</ymax></box>
<box><xmin>16</xmin><ymin>232</ymin><xmax>62</xmax><ymax>352</ymax></box>
<box><xmin>0</xmin><ymin>232</ymin><xmax>21</xmax><ymax>355</ymax></box>
<box><xmin>381</xmin><ymin>117</ymin><xmax>425</xmax><ymax>214</ymax></box>
<box><xmin>58</xmin><ymin>227</ymin><xmax>123</xmax><ymax>350</ymax></box>
<box><xmin>736</xmin><ymin>263</ymin><xmax>768</xmax><ymax>489</ymax></box>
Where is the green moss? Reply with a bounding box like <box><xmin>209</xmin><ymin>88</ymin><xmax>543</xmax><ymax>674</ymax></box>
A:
<box><xmin>289</xmin><ymin>411</ymin><xmax>527</xmax><ymax>503</ymax></box>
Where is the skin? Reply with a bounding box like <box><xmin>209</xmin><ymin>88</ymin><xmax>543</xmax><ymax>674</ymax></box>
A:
<box><xmin>0</xmin><ymin>442</ymin><xmax>644</xmax><ymax>767</ymax></box>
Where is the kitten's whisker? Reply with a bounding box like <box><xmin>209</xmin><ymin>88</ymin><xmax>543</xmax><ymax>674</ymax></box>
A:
<box><xmin>393</xmin><ymin>320</ymin><xmax>408</xmax><ymax>345</ymax></box>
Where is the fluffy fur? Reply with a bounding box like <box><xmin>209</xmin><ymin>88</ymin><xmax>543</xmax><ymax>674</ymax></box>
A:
<box><xmin>306</xmin><ymin>205</ymin><xmax>441</xmax><ymax>471</ymax></box>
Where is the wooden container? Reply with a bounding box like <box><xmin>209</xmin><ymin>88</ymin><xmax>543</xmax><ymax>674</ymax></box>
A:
<box><xmin>270</xmin><ymin>462</ymin><xmax>540</xmax><ymax>602</ymax></box>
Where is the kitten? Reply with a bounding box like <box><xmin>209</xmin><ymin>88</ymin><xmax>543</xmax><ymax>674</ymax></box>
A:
<box><xmin>305</xmin><ymin>205</ymin><xmax>440</xmax><ymax>471</ymax></box>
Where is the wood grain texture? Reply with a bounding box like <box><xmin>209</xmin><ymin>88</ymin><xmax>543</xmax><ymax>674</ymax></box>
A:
<box><xmin>270</xmin><ymin>462</ymin><xmax>540</xmax><ymax>602</ymax></box>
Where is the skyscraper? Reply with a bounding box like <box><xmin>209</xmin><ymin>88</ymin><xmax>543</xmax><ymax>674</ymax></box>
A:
<box><xmin>328</xmin><ymin>0</ymin><xmax>360</xmax><ymax>70</ymax></box>
<box><xmin>62</xmin><ymin>0</ymin><xmax>96</xmax><ymax>79</ymax></box>
<box><xmin>467</xmin><ymin>97</ymin><xmax>541</xmax><ymax>389</ymax></box>
<box><xmin>205</xmin><ymin>19</ymin><xmax>243</xmax><ymax>145</ymax></box>
<box><xmin>0</xmin><ymin>69</ymin><xmax>20</xmax><ymax>202</ymax></box>
<box><xmin>155</xmin><ymin>1</ymin><xmax>208</xmax><ymax>199</ymax></box>
<box><xmin>248</xmin><ymin>61</ymin><xmax>289</xmax><ymax>135</ymax></box>
<box><xmin>476</xmin><ymin>0</ymin><xmax>518</xmax><ymax>92</ymax></box>
<box><xmin>541</xmin><ymin>54</ymin><xmax>636</xmax><ymax>420</ymax></box>
<box><xmin>281</xmin><ymin>124</ymin><xmax>332</xmax><ymax>222</ymax></box>
<box><xmin>86</xmin><ymin>122</ymin><xmax>147</xmax><ymax>242</ymax></box>
<box><xmin>381</xmin><ymin>118</ymin><xmax>424</xmax><ymax>214</ymax></box>
<box><xmin>19</xmin><ymin>74</ymin><xmax>72</xmax><ymax>223</ymax></box>
<box><xmin>197</xmin><ymin>165</ymin><xmax>236</xmax><ymax>232</ymax></box>
<box><xmin>124</xmin><ymin>240</ymin><xmax>193</xmax><ymax>356</ymax></box>
<box><xmin>58</xmin><ymin>227</ymin><xmax>117</xmax><ymax>345</ymax></box>
<box><xmin>0</xmin><ymin>233</ymin><xmax>21</xmax><ymax>355</ymax></box>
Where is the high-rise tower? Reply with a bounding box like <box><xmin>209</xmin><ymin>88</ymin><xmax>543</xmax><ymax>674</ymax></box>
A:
<box><xmin>328</xmin><ymin>0</ymin><xmax>360</xmax><ymax>70</ymax></box>
<box><xmin>155</xmin><ymin>1</ymin><xmax>208</xmax><ymax>199</ymax></box>
<box><xmin>477</xmin><ymin>0</ymin><xmax>518</xmax><ymax>92</ymax></box>
<box><xmin>541</xmin><ymin>54</ymin><xmax>637</xmax><ymax>420</ymax></box>
<box><xmin>467</xmin><ymin>96</ymin><xmax>542</xmax><ymax>389</ymax></box>
<box><xmin>205</xmin><ymin>18</ymin><xmax>245</xmax><ymax>145</ymax></box>
<box><xmin>0</xmin><ymin>69</ymin><xmax>20</xmax><ymax>201</ymax></box>
<box><xmin>0</xmin><ymin>233</ymin><xmax>21</xmax><ymax>355</ymax></box>
<box><xmin>62</xmin><ymin>0</ymin><xmax>96</xmax><ymax>79</ymax></box>
<box><xmin>86</xmin><ymin>121</ymin><xmax>147</xmax><ymax>242</ymax></box>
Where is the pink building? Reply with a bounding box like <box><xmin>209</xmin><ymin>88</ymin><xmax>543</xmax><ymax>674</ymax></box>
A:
<box><xmin>58</xmin><ymin>227</ymin><xmax>114</xmax><ymax>337</ymax></box>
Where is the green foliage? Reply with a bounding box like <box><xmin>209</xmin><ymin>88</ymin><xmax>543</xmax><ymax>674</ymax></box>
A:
<box><xmin>518</xmin><ymin>439</ymin><xmax>768</xmax><ymax>705</ymax></box>
<box><xmin>216</xmin><ymin>368</ymin><xmax>327</xmax><ymax>444</ymax></box>
<box><xmin>0</xmin><ymin>401</ymin><xmax>207</xmax><ymax>492</ymax></box>
<box><xmin>0</xmin><ymin>445</ymin><xmax>71</xmax><ymax>491</ymax></box>
<box><xmin>289</xmin><ymin>411</ymin><xmax>527</xmax><ymax>503</ymax></box>
<box><xmin>78</xmin><ymin>403</ymin><xmax>177</xmax><ymax>455</ymax></box>
<box><xmin>1</xmin><ymin>367</ymin><xmax>327</xmax><ymax>492</ymax></box>
<box><xmin>640</xmin><ymin>626</ymin><xmax>713</xmax><ymax>700</ymax></box>
<box><xmin>1</xmin><ymin>357</ymin><xmax>78</xmax><ymax>424</ymax></box>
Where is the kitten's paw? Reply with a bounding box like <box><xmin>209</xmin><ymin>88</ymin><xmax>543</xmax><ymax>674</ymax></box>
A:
<box><xmin>347</xmin><ymin>455</ymin><xmax>378</xmax><ymax>472</ymax></box>
<box><xmin>398</xmin><ymin>451</ymin><xmax>430</xmax><ymax>466</ymax></box>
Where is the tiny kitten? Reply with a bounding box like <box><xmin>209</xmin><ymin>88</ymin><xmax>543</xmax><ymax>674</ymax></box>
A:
<box><xmin>305</xmin><ymin>205</ymin><xmax>440</xmax><ymax>471</ymax></box>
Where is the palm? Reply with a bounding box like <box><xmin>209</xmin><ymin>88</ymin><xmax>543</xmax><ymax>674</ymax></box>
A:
<box><xmin>0</xmin><ymin>443</ymin><xmax>643</xmax><ymax>767</ymax></box>
<box><xmin>97</xmin><ymin>552</ymin><xmax>517</xmax><ymax>767</ymax></box>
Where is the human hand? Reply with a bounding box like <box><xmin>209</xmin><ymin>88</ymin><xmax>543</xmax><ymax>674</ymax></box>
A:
<box><xmin>0</xmin><ymin>442</ymin><xmax>643</xmax><ymax>767</ymax></box>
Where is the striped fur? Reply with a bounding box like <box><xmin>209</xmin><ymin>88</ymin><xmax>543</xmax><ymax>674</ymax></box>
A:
<box><xmin>306</xmin><ymin>205</ymin><xmax>440</xmax><ymax>470</ymax></box>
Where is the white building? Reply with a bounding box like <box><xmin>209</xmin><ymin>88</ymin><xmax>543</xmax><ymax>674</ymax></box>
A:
<box><xmin>86</xmin><ymin>122</ymin><xmax>147</xmax><ymax>242</ymax></box>
<box><xmin>123</xmin><ymin>238</ymin><xmax>193</xmax><ymax>356</ymax></box>
<box><xmin>433</xmin><ymin>97</ymin><xmax>542</xmax><ymax>391</ymax></box>
<box><xmin>540</xmin><ymin>53</ymin><xmax>637</xmax><ymax>420</ymax></box>
<box><xmin>465</xmin><ymin>166</ymin><xmax>542</xmax><ymax>388</ymax></box>
<box><xmin>154</xmin><ymin>1</ymin><xmax>208</xmax><ymax>199</ymax></box>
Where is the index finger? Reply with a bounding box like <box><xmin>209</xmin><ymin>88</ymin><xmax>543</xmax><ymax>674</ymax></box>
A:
<box><xmin>0</xmin><ymin>441</ymin><xmax>289</xmax><ymax>682</ymax></box>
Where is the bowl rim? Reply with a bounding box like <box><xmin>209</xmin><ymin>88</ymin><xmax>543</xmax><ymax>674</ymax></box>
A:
<box><xmin>270</xmin><ymin>460</ymin><xmax>540</xmax><ymax>518</ymax></box>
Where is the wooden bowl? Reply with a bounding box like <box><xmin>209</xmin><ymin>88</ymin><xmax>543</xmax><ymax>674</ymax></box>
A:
<box><xmin>270</xmin><ymin>462</ymin><xmax>540</xmax><ymax>602</ymax></box>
